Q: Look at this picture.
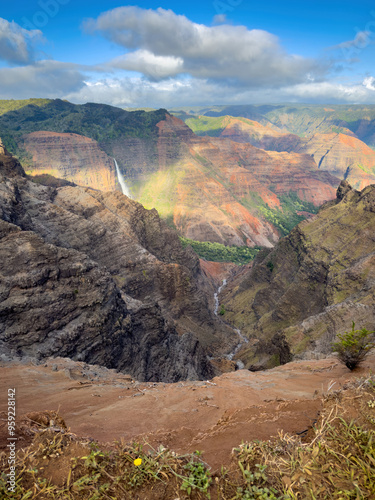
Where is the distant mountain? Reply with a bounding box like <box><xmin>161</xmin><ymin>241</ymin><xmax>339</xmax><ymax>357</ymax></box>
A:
<box><xmin>182</xmin><ymin>115</ymin><xmax>375</xmax><ymax>190</ymax></box>
<box><xmin>171</xmin><ymin>103</ymin><xmax>375</xmax><ymax>148</ymax></box>
<box><xmin>222</xmin><ymin>181</ymin><xmax>375</xmax><ymax>370</ymax></box>
<box><xmin>295</xmin><ymin>132</ymin><xmax>375</xmax><ymax>190</ymax></box>
<box><xmin>0</xmin><ymin>99</ymin><xmax>341</xmax><ymax>248</ymax></box>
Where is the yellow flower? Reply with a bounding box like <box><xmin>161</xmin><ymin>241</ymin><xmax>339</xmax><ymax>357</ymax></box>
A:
<box><xmin>134</xmin><ymin>458</ymin><xmax>142</xmax><ymax>466</ymax></box>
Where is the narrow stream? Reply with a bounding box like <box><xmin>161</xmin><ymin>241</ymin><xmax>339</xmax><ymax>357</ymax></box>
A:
<box><xmin>214</xmin><ymin>278</ymin><xmax>248</xmax><ymax>368</ymax></box>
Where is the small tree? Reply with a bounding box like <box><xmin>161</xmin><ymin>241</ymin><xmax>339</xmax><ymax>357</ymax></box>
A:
<box><xmin>332</xmin><ymin>322</ymin><xmax>374</xmax><ymax>370</ymax></box>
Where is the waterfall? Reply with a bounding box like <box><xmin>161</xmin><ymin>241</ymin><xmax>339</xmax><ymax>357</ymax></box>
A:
<box><xmin>214</xmin><ymin>279</ymin><xmax>227</xmax><ymax>315</ymax></box>
<box><xmin>213</xmin><ymin>278</ymin><xmax>249</xmax><ymax>366</ymax></box>
<box><xmin>114</xmin><ymin>158</ymin><xmax>131</xmax><ymax>198</ymax></box>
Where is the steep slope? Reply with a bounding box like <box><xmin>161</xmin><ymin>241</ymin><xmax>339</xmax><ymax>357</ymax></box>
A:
<box><xmin>21</xmin><ymin>131</ymin><xmax>117</xmax><ymax>191</ymax></box>
<box><xmin>136</xmin><ymin>114</ymin><xmax>339</xmax><ymax>246</ymax></box>
<box><xmin>183</xmin><ymin>115</ymin><xmax>375</xmax><ymax>190</ymax></box>
<box><xmin>295</xmin><ymin>132</ymin><xmax>375</xmax><ymax>190</ymax></box>
<box><xmin>222</xmin><ymin>181</ymin><xmax>375</xmax><ymax>370</ymax></box>
<box><xmin>0</xmin><ymin>143</ymin><xmax>237</xmax><ymax>381</ymax></box>
<box><xmin>0</xmin><ymin>99</ymin><xmax>340</xmax><ymax>247</ymax></box>
<box><xmin>185</xmin><ymin>115</ymin><xmax>301</xmax><ymax>151</ymax></box>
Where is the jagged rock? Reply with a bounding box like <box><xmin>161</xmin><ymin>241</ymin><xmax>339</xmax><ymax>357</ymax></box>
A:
<box><xmin>0</xmin><ymin>147</ymin><xmax>234</xmax><ymax>382</ymax></box>
<box><xmin>224</xmin><ymin>181</ymin><xmax>375</xmax><ymax>369</ymax></box>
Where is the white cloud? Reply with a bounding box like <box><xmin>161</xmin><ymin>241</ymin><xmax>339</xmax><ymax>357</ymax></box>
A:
<box><xmin>332</xmin><ymin>31</ymin><xmax>371</xmax><ymax>51</ymax></box>
<box><xmin>84</xmin><ymin>6</ymin><xmax>326</xmax><ymax>86</ymax></box>
<box><xmin>0</xmin><ymin>17</ymin><xmax>43</xmax><ymax>64</ymax></box>
<box><xmin>63</xmin><ymin>75</ymin><xmax>375</xmax><ymax>110</ymax></box>
<box><xmin>363</xmin><ymin>76</ymin><xmax>375</xmax><ymax>91</ymax></box>
<box><xmin>111</xmin><ymin>50</ymin><xmax>184</xmax><ymax>80</ymax></box>
<box><xmin>213</xmin><ymin>14</ymin><xmax>227</xmax><ymax>25</ymax></box>
<box><xmin>0</xmin><ymin>61</ymin><xmax>86</xmax><ymax>99</ymax></box>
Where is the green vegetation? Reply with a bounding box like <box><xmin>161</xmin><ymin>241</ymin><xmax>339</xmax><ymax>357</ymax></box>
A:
<box><xmin>219</xmin><ymin>305</ymin><xmax>226</xmax><ymax>316</ymax></box>
<box><xmin>255</xmin><ymin>192</ymin><xmax>319</xmax><ymax>237</ymax></box>
<box><xmin>266</xmin><ymin>261</ymin><xmax>274</xmax><ymax>272</ymax></box>
<box><xmin>185</xmin><ymin>116</ymin><xmax>227</xmax><ymax>136</ymax></box>
<box><xmin>181</xmin><ymin>451</ymin><xmax>212</xmax><ymax>497</ymax></box>
<box><xmin>180</xmin><ymin>237</ymin><xmax>260</xmax><ymax>264</ymax></box>
<box><xmin>0</xmin><ymin>98</ymin><xmax>51</xmax><ymax>116</ymax></box>
<box><xmin>332</xmin><ymin>322</ymin><xmax>374</xmax><ymax>370</ymax></box>
<box><xmin>0</xmin><ymin>98</ymin><xmax>168</xmax><ymax>155</ymax></box>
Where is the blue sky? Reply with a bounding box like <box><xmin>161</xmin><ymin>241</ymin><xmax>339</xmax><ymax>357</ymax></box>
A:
<box><xmin>0</xmin><ymin>0</ymin><xmax>374</xmax><ymax>107</ymax></box>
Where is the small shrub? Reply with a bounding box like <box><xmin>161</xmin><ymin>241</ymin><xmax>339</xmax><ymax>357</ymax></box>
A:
<box><xmin>266</xmin><ymin>261</ymin><xmax>274</xmax><ymax>272</ymax></box>
<box><xmin>219</xmin><ymin>305</ymin><xmax>226</xmax><ymax>316</ymax></box>
<box><xmin>332</xmin><ymin>322</ymin><xmax>374</xmax><ymax>370</ymax></box>
<box><xmin>180</xmin><ymin>450</ymin><xmax>211</xmax><ymax>497</ymax></box>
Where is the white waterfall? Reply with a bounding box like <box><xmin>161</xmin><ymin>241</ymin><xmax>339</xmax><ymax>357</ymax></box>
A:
<box><xmin>214</xmin><ymin>278</ymin><xmax>227</xmax><ymax>315</ymax></box>
<box><xmin>114</xmin><ymin>158</ymin><xmax>131</xmax><ymax>198</ymax></box>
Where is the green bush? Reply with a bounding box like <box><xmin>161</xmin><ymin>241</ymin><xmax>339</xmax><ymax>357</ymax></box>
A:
<box><xmin>332</xmin><ymin>322</ymin><xmax>374</xmax><ymax>370</ymax></box>
<box><xmin>179</xmin><ymin>237</ymin><xmax>260</xmax><ymax>264</ymax></box>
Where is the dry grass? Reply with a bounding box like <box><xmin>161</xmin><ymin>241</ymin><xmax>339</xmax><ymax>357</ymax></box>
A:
<box><xmin>1</xmin><ymin>377</ymin><xmax>375</xmax><ymax>499</ymax></box>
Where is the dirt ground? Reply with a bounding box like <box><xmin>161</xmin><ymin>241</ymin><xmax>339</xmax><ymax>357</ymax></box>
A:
<box><xmin>1</xmin><ymin>353</ymin><xmax>374</xmax><ymax>472</ymax></box>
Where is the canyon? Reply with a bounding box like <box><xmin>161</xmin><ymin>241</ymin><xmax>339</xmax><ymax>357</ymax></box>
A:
<box><xmin>0</xmin><ymin>141</ymin><xmax>237</xmax><ymax>382</ymax></box>
<box><xmin>0</xmin><ymin>99</ymin><xmax>342</xmax><ymax>247</ymax></box>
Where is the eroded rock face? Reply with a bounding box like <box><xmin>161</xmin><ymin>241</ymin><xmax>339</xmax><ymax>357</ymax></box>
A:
<box><xmin>295</xmin><ymin>133</ymin><xmax>375</xmax><ymax>190</ymax></box>
<box><xmin>134</xmin><ymin>116</ymin><xmax>340</xmax><ymax>247</ymax></box>
<box><xmin>214</xmin><ymin>119</ymin><xmax>375</xmax><ymax>190</ymax></box>
<box><xmin>13</xmin><ymin>113</ymin><xmax>341</xmax><ymax>248</ymax></box>
<box><xmin>218</xmin><ymin>115</ymin><xmax>302</xmax><ymax>152</ymax></box>
<box><xmin>223</xmin><ymin>181</ymin><xmax>375</xmax><ymax>369</ymax></box>
<box><xmin>22</xmin><ymin>132</ymin><xmax>117</xmax><ymax>191</ymax></box>
<box><xmin>0</xmin><ymin>148</ymin><xmax>235</xmax><ymax>381</ymax></box>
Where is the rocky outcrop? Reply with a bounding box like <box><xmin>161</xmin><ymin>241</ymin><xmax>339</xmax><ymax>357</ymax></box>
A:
<box><xmin>22</xmin><ymin>131</ymin><xmax>117</xmax><ymax>191</ymax></box>
<box><xmin>0</xmin><ymin>147</ymin><xmax>239</xmax><ymax>381</ymax></box>
<box><xmin>189</xmin><ymin>116</ymin><xmax>375</xmax><ymax>191</ymax></box>
<box><xmin>223</xmin><ymin>181</ymin><xmax>375</xmax><ymax>369</ymax></box>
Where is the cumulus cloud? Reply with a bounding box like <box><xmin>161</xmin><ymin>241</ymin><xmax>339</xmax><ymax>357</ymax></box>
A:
<box><xmin>63</xmin><ymin>75</ymin><xmax>375</xmax><ymax>110</ymax></box>
<box><xmin>84</xmin><ymin>6</ymin><xmax>326</xmax><ymax>86</ymax></box>
<box><xmin>111</xmin><ymin>50</ymin><xmax>184</xmax><ymax>80</ymax></box>
<box><xmin>363</xmin><ymin>76</ymin><xmax>375</xmax><ymax>91</ymax></box>
<box><xmin>0</xmin><ymin>17</ymin><xmax>43</xmax><ymax>64</ymax></box>
<box><xmin>0</xmin><ymin>61</ymin><xmax>86</xmax><ymax>99</ymax></box>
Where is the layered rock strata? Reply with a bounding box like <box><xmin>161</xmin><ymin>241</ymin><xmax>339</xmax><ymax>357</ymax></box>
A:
<box><xmin>0</xmin><ymin>147</ymin><xmax>237</xmax><ymax>381</ymax></box>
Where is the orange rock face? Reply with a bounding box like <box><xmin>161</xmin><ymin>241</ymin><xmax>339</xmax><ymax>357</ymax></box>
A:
<box><xmin>295</xmin><ymin>133</ymin><xmax>375</xmax><ymax>190</ymax></box>
<box><xmin>18</xmin><ymin>117</ymin><xmax>342</xmax><ymax>248</ymax></box>
<box><xmin>22</xmin><ymin>131</ymin><xmax>117</xmax><ymax>191</ymax></box>
<box><xmin>214</xmin><ymin>118</ymin><xmax>375</xmax><ymax>191</ymax></box>
<box><xmin>131</xmin><ymin>116</ymin><xmax>340</xmax><ymax>247</ymax></box>
<box><xmin>219</xmin><ymin>115</ymin><xmax>301</xmax><ymax>151</ymax></box>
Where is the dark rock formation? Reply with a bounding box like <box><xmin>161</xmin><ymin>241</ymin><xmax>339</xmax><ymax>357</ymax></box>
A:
<box><xmin>0</xmin><ymin>146</ymin><xmax>238</xmax><ymax>381</ymax></box>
